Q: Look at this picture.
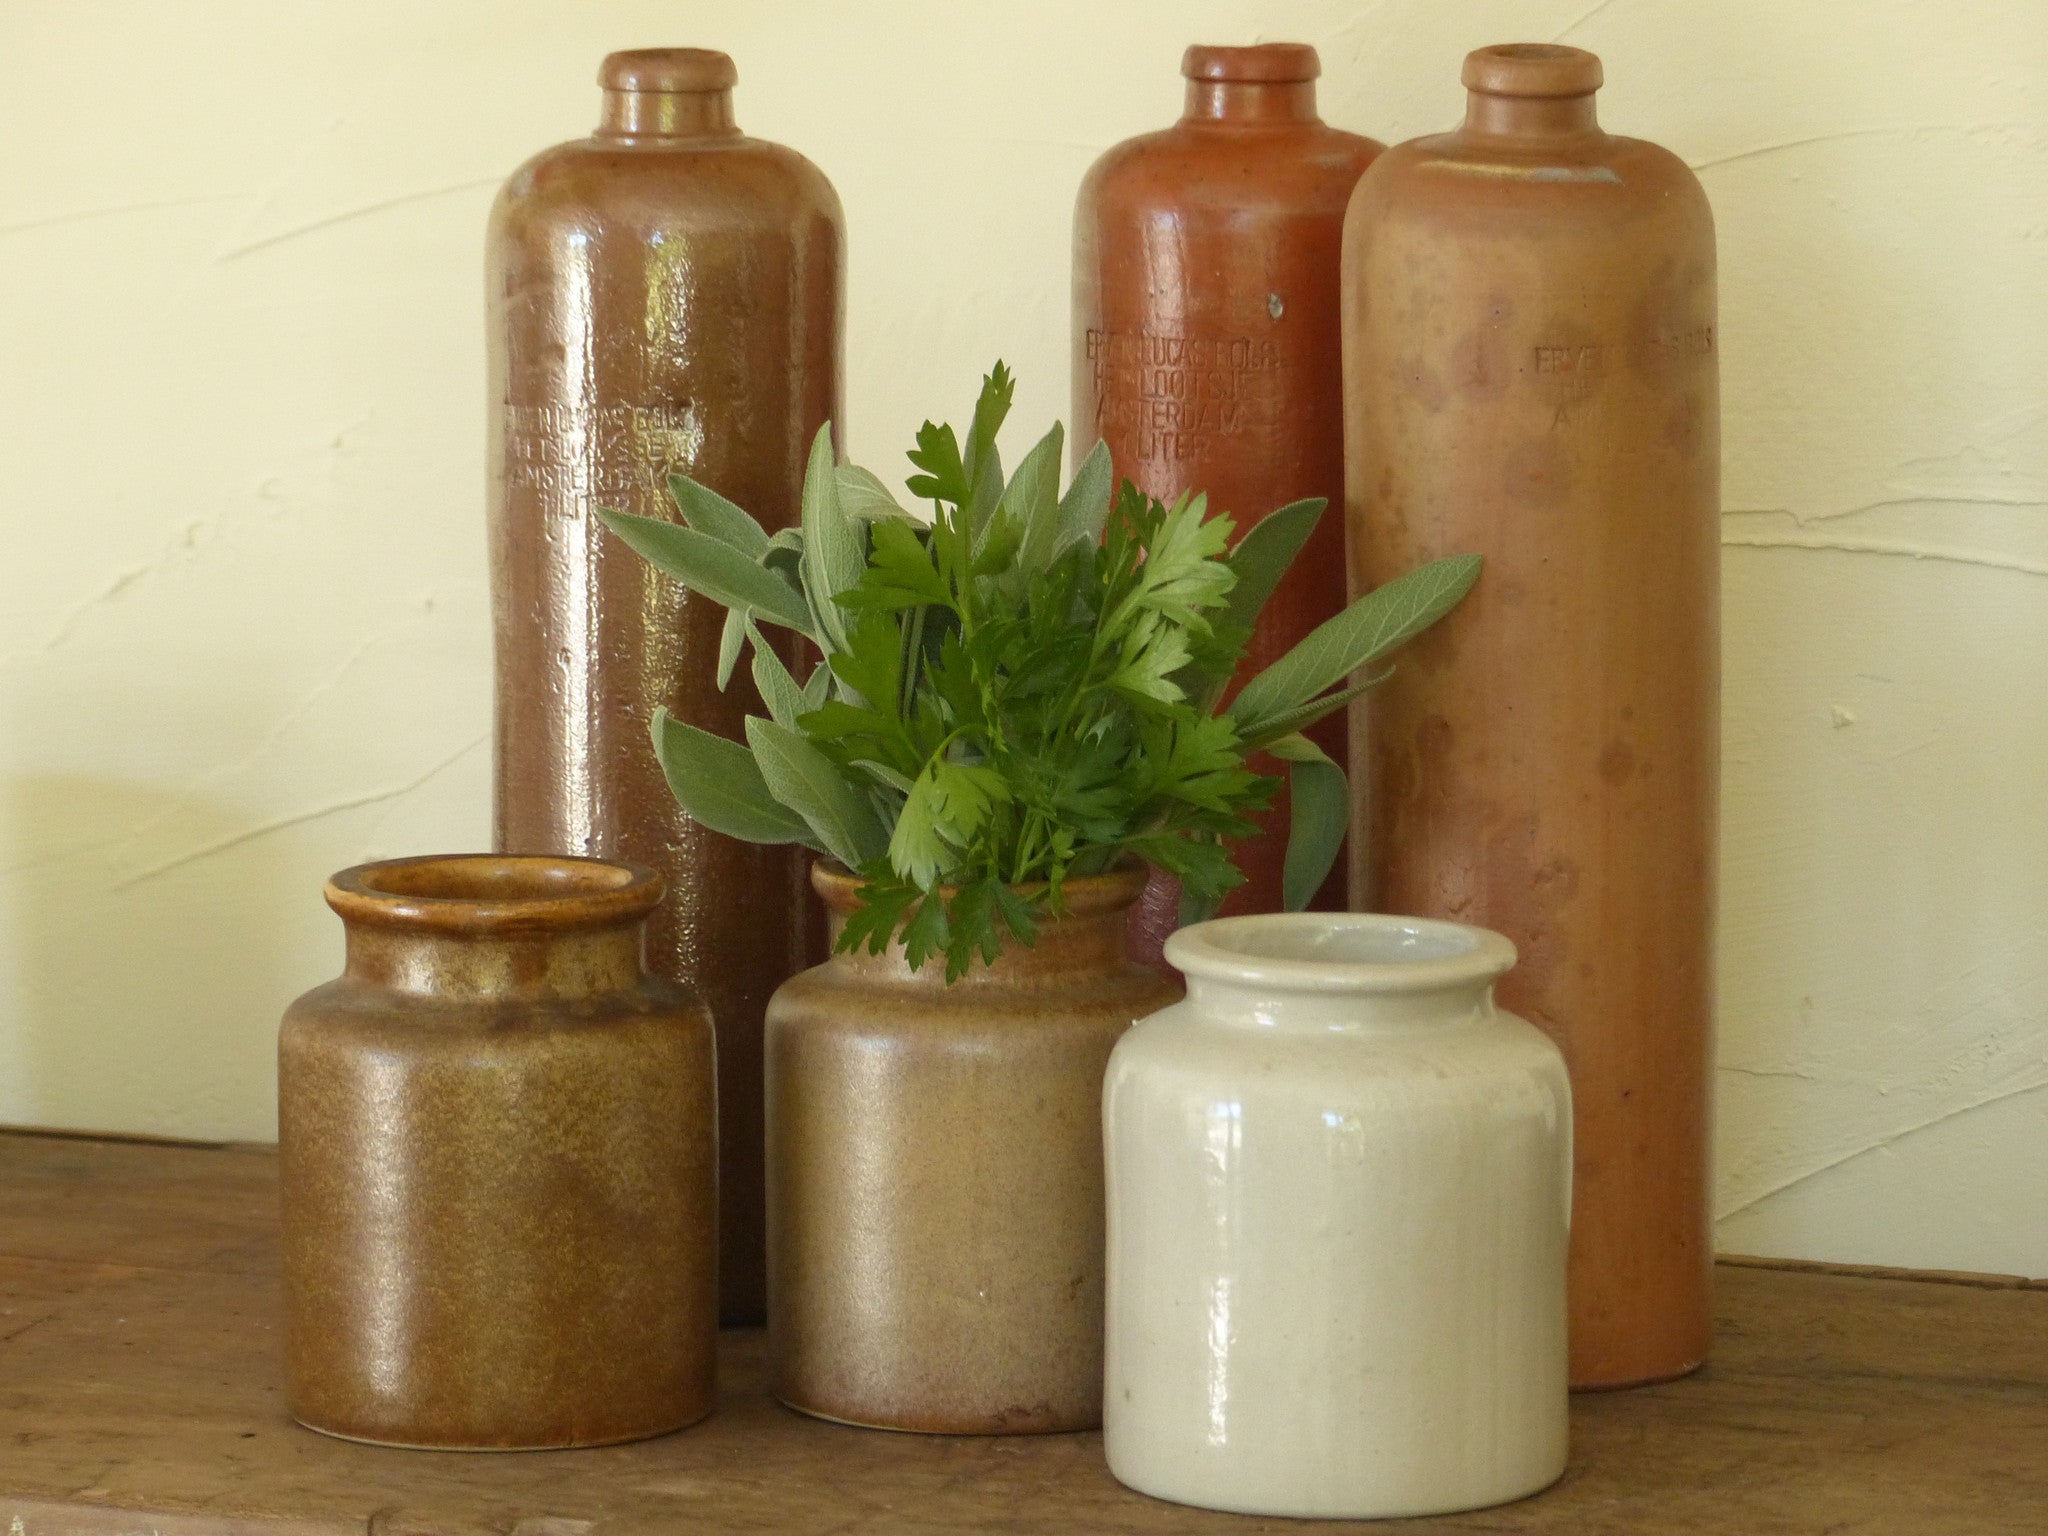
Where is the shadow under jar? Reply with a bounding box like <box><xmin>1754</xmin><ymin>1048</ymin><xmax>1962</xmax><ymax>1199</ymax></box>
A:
<box><xmin>279</xmin><ymin>854</ymin><xmax>717</xmax><ymax>1450</ymax></box>
<box><xmin>766</xmin><ymin>864</ymin><xmax>1180</xmax><ymax>1434</ymax></box>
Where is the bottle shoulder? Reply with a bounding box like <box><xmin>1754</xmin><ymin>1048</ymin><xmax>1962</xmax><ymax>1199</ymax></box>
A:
<box><xmin>491</xmin><ymin>133</ymin><xmax>843</xmax><ymax>239</ymax></box>
<box><xmin>1352</xmin><ymin>128</ymin><xmax>1710</xmax><ymax>231</ymax></box>
<box><xmin>1079</xmin><ymin>120</ymin><xmax>1384</xmax><ymax>222</ymax></box>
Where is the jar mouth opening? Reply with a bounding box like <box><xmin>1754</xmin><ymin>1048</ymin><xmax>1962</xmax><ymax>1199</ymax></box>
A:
<box><xmin>1166</xmin><ymin>913</ymin><xmax>1516</xmax><ymax>994</ymax></box>
<box><xmin>327</xmin><ymin>854</ymin><xmax>664</xmax><ymax>934</ymax></box>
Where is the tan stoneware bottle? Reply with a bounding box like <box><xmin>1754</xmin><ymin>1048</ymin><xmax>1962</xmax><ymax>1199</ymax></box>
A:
<box><xmin>1073</xmin><ymin>43</ymin><xmax>1383</xmax><ymax>968</ymax></box>
<box><xmin>487</xmin><ymin>48</ymin><xmax>843</xmax><ymax>1325</ymax></box>
<box><xmin>766</xmin><ymin>865</ymin><xmax>1181</xmax><ymax>1434</ymax></box>
<box><xmin>1342</xmin><ymin>44</ymin><xmax>1719</xmax><ymax>1389</ymax></box>
<box><xmin>279</xmin><ymin>855</ymin><xmax>717</xmax><ymax>1450</ymax></box>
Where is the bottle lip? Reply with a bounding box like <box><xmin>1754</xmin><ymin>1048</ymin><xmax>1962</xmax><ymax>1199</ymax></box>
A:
<box><xmin>1181</xmin><ymin>42</ymin><xmax>1320</xmax><ymax>84</ymax></box>
<box><xmin>1165</xmin><ymin>912</ymin><xmax>1518</xmax><ymax>996</ymax></box>
<box><xmin>599</xmin><ymin>47</ymin><xmax>736</xmax><ymax>95</ymax></box>
<box><xmin>326</xmin><ymin>853</ymin><xmax>665</xmax><ymax>935</ymax></box>
<box><xmin>1462</xmin><ymin>42</ymin><xmax>1603</xmax><ymax>98</ymax></box>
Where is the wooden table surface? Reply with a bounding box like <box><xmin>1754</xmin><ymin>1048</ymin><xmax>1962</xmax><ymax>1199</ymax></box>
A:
<box><xmin>1</xmin><ymin>1130</ymin><xmax>2044</xmax><ymax>1535</ymax></box>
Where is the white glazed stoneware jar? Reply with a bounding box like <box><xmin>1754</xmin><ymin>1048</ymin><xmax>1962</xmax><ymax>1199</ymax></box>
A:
<box><xmin>1102</xmin><ymin>912</ymin><xmax>1572</xmax><ymax>1519</ymax></box>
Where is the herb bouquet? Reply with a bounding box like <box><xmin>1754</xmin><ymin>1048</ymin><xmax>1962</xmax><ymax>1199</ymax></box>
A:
<box><xmin>598</xmin><ymin>364</ymin><xmax>1477</xmax><ymax>980</ymax></box>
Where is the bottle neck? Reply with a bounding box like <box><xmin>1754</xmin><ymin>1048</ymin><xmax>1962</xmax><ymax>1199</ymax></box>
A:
<box><xmin>1181</xmin><ymin>79</ymin><xmax>1320</xmax><ymax>126</ymax></box>
<box><xmin>1461</xmin><ymin>89</ymin><xmax>1601</xmax><ymax>141</ymax></box>
<box><xmin>597</xmin><ymin>88</ymin><xmax>737</xmax><ymax>140</ymax></box>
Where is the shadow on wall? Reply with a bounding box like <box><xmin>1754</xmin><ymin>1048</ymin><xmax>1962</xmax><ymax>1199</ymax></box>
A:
<box><xmin>3</xmin><ymin>766</ymin><xmax>303</xmax><ymax>1144</ymax></box>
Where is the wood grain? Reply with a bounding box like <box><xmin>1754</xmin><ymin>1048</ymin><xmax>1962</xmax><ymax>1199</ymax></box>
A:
<box><xmin>2</xmin><ymin>1130</ymin><xmax>2044</xmax><ymax>1534</ymax></box>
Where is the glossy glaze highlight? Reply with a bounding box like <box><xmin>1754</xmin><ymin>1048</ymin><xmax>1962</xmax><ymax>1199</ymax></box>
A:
<box><xmin>487</xmin><ymin>49</ymin><xmax>843</xmax><ymax>1324</ymax></box>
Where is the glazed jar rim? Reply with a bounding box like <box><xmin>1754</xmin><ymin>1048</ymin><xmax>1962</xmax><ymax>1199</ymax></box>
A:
<box><xmin>1165</xmin><ymin>912</ymin><xmax>1516</xmax><ymax>995</ymax></box>
<box><xmin>326</xmin><ymin>853</ymin><xmax>664</xmax><ymax>935</ymax></box>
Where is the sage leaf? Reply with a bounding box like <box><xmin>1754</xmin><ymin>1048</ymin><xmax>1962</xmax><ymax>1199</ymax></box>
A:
<box><xmin>1003</xmin><ymin>422</ymin><xmax>1068</xmax><ymax>582</ymax></box>
<box><xmin>1229</xmin><ymin>554</ymin><xmax>1481</xmax><ymax>736</ymax></box>
<box><xmin>836</xmin><ymin>464</ymin><xmax>912</xmax><ymax>522</ymax></box>
<box><xmin>748</xmin><ymin>621</ymin><xmax>807</xmax><ymax>729</ymax></box>
<box><xmin>1267</xmin><ymin>732</ymin><xmax>1348</xmax><ymax>911</ymax></box>
<box><xmin>1056</xmin><ymin>439</ymin><xmax>1114</xmax><ymax>553</ymax></box>
<box><xmin>667</xmin><ymin>473</ymin><xmax>768</xmax><ymax>557</ymax></box>
<box><xmin>651</xmin><ymin>709</ymin><xmax>816</xmax><ymax>848</ymax></box>
<box><xmin>598</xmin><ymin>507</ymin><xmax>815</xmax><ymax>634</ymax></box>
<box><xmin>716</xmin><ymin>607</ymin><xmax>747</xmax><ymax>690</ymax></box>
<box><xmin>746</xmin><ymin>715</ymin><xmax>890</xmax><ymax>871</ymax></box>
<box><xmin>799</xmin><ymin>423</ymin><xmax>864</xmax><ymax>655</ymax></box>
<box><xmin>1222</xmin><ymin>499</ymin><xmax>1325</xmax><ymax>639</ymax></box>
<box><xmin>1237</xmin><ymin>673</ymin><xmax>1388</xmax><ymax>751</ymax></box>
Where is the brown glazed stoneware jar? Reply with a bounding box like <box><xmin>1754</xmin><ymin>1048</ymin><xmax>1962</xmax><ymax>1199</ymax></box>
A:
<box><xmin>279</xmin><ymin>854</ymin><xmax>717</xmax><ymax>1449</ymax></box>
<box><xmin>1074</xmin><ymin>43</ymin><xmax>1383</xmax><ymax>969</ymax></box>
<box><xmin>1342</xmin><ymin>44</ymin><xmax>1719</xmax><ymax>1389</ymax></box>
<box><xmin>488</xmin><ymin>49</ymin><xmax>843</xmax><ymax>1325</ymax></box>
<box><xmin>766</xmin><ymin>865</ymin><xmax>1180</xmax><ymax>1434</ymax></box>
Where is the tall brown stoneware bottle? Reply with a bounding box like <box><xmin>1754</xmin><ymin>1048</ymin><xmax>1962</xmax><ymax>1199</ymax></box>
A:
<box><xmin>1074</xmin><ymin>44</ymin><xmax>1382</xmax><ymax>969</ymax></box>
<box><xmin>1342</xmin><ymin>44</ymin><xmax>1718</xmax><ymax>1389</ymax></box>
<box><xmin>488</xmin><ymin>48</ymin><xmax>843</xmax><ymax>1325</ymax></box>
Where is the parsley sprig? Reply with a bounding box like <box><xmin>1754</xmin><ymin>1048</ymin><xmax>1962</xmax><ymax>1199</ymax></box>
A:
<box><xmin>598</xmin><ymin>364</ymin><xmax>1478</xmax><ymax>980</ymax></box>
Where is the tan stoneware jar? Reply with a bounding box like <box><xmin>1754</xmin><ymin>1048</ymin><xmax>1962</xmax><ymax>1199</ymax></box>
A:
<box><xmin>1073</xmin><ymin>43</ymin><xmax>1383</xmax><ymax>968</ymax></box>
<box><xmin>1341</xmin><ymin>43</ymin><xmax>1719</xmax><ymax>1388</ymax></box>
<box><xmin>488</xmin><ymin>47</ymin><xmax>843</xmax><ymax>1325</ymax></box>
<box><xmin>766</xmin><ymin>864</ymin><xmax>1180</xmax><ymax>1433</ymax></box>
<box><xmin>279</xmin><ymin>854</ymin><xmax>717</xmax><ymax>1450</ymax></box>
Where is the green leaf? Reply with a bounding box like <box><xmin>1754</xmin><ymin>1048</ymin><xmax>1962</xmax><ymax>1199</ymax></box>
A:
<box><xmin>960</xmin><ymin>361</ymin><xmax>1015</xmax><ymax>499</ymax></box>
<box><xmin>649</xmin><ymin>709</ymin><xmax>816</xmax><ymax>848</ymax></box>
<box><xmin>801</xmin><ymin>658</ymin><xmax>833</xmax><ymax>711</ymax></box>
<box><xmin>598</xmin><ymin>507</ymin><xmax>815</xmax><ymax>634</ymax></box>
<box><xmin>799</xmin><ymin>423</ymin><xmax>864</xmax><ymax>654</ymax></box>
<box><xmin>1056</xmin><ymin>439</ymin><xmax>1113</xmax><ymax>552</ymax></box>
<box><xmin>899</xmin><ymin>890</ymin><xmax>951</xmax><ymax>973</ymax></box>
<box><xmin>1268</xmin><ymin>733</ymin><xmax>1349</xmax><ymax>911</ymax></box>
<box><xmin>716</xmin><ymin>607</ymin><xmax>747</xmax><ymax>690</ymax></box>
<box><xmin>666</xmin><ymin>473</ymin><xmax>768</xmax><ymax>557</ymax></box>
<box><xmin>748</xmin><ymin>622</ymin><xmax>807</xmax><ymax>729</ymax></box>
<box><xmin>746</xmin><ymin>715</ymin><xmax>890</xmax><ymax>871</ymax></box>
<box><xmin>888</xmin><ymin>768</ymin><xmax>949</xmax><ymax>890</ymax></box>
<box><xmin>1236</xmin><ymin>674</ymin><xmax>1387</xmax><ymax>750</ymax></box>
<box><xmin>1222</xmin><ymin>499</ymin><xmax>1325</xmax><ymax>641</ymax></box>
<box><xmin>835</xmin><ymin>464</ymin><xmax>911</xmax><ymax>521</ymax></box>
<box><xmin>1002</xmin><ymin>423</ymin><xmax>1067</xmax><ymax>581</ymax></box>
<box><xmin>839</xmin><ymin>516</ymin><xmax>952</xmax><ymax>612</ymax></box>
<box><xmin>836</xmin><ymin>875</ymin><xmax>920</xmax><ymax>957</ymax></box>
<box><xmin>1229</xmin><ymin>554</ymin><xmax>1481</xmax><ymax>736</ymax></box>
<box><xmin>905</xmin><ymin>421</ymin><xmax>967</xmax><ymax>505</ymax></box>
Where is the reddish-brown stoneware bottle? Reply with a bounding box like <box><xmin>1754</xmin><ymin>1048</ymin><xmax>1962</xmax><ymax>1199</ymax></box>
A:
<box><xmin>488</xmin><ymin>49</ymin><xmax>843</xmax><ymax>1325</ymax></box>
<box><xmin>280</xmin><ymin>855</ymin><xmax>716</xmax><ymax>1449</ymax></box>
<box><xmin>1074</xmin><ymin>43</ymin><xmax>1383</xmax><ymax>970</ymax></box>
<box><xmin>1342</xmin><ymin>44</ymin><xmax>1719</xmax><ymax>1389</ymax></box>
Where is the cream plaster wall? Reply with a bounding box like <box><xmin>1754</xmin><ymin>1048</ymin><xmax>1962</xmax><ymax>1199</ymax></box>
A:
<box><xmin>1</xmin><ymin>0</ymin><xmax>2042</xmax><ymax>1274</ymax></box>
